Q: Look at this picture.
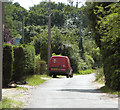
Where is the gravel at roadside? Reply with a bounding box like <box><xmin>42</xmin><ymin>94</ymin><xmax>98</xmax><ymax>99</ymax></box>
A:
<box><xmin>2</xmin><ymin>85</ymin><xmax>37</xmax><ymax>108</ymax></box>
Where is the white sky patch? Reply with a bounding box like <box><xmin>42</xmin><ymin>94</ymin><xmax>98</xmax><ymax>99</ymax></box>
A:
<box><xmin>13</xmin><ymin>0</ymin><xmax>86</xmax><ymax>10</ymax></box>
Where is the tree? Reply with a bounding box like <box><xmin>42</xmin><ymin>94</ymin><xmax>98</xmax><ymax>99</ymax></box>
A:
<box><xmin>87</xmin><ymin>2</ymin><xmax>120</xmax><ymax>90</ymax></box>
<box><xmin>4</xmin><ymin>2</ymin><xmax>27</xmax><ymax>38</ymax></box>
<box><xmin>25</xmin><ymin>2</ymin><xmax>66</xmax><ymax>27</ymax></box>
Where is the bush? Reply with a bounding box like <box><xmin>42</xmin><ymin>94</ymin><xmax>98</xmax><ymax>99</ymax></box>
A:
<box><xmin>3</xmin><ymin>43</ymin><xmax>14</xmax><ymax>87</ymax></box>
<box><xmin>103</xmin><ymin>52</ymin><xmax>120</xmax><ymax>90</ymax></box>
<box><xmin>110</xmin><ymin>69</ymin><xmax>120</xmax><ymax>90</ymax></box>
<box><xmin>84</xmin><ymin>54</ymin><xmax>95</xmax><ymax>69</ymax></box>
<box><xmin>87</xmin><ymin>2</ymin><xmax>120</xmax><ymax>91</ymax></box>
<box><xmin>35</xmin><ymin>54</ymin><xmax>41</xmax><ymax>74</ymax></box>
<box><xmin>24</xmin><ymin>45</ymin><xmax>36</xmax><ymax>75</ymax></box>
<box><xmin>78</xmin><ymin>69</ymin><xmax>94</xmax><ymax>75</ymax></box>
<box><xmin>39</xmin><ymin>60</ymin><xmax>47</xmax><ymax>75</ymax></box>
<box><xmin>3</xmin><ymin>44</ymin><xmax>36</xmax><ymax>84</ymax></box>
<box><xmin>95</xmin><ymin>68</ymin><xmax>105</xmax><ymax>83</ymax></box>
<box><xmin>35</xmin><ymin>57</ymin><xmax>47</xmax><ymax>75</ymax></box>
<box><xmin>12</xmin><ymin>46</ymin><xmax>25</xmax><ymax>82</ymax></box>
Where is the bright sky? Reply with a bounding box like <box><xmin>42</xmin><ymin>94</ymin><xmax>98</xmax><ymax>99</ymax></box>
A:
<box><xmin>12</xmin><ymin>0</ymin><xmax>86</xmax><ymax>10</ymax></box>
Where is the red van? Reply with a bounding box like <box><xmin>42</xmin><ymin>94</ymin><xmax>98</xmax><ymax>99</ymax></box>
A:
<box><xmin>49</xmin><ymin>56</ymin><xmax>73</xmax><ymax>78</ymax></box>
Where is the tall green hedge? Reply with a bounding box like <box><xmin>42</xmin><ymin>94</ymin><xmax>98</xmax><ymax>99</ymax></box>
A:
<box><xmin>3</xmin><ymin>43</ymin><xmax>13</xmax><ymax>87</ymax></box>
<box><xmin>103</xmin><ymin>51</ymin><xmax>120</xmax><ymax>90</ymax></box>
<box><xmin>12</xmin><ymin>46</ymin><xmax>25</xmax><ymax>82</ymax></box>
<box><xmin>3</xmin><ymin>44</ymin><xmax>36</xmax><ymax>86</ymax></box>
<box><xmin>87</xmin><ymin>2</ymin><xmax>120</xmax><ymax>90</ymax></box>
<box><xmin>13</xmin><ymin>45</ymin><xmax>36</xmax><ymax>81</ymax></box>
<box><xmin>24</xmin><ymin>45</ymin><xmax>35</xmax><ymax>75</ymax></box>
<box><xmin>35</xmin><ymin>56</ymin><xmax>47</xmax><ymax>75</ymax></box>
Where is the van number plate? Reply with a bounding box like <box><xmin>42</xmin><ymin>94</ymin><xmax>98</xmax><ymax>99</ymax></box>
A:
<box><xmin>52</xmin><ymin>68</ymin><xmax>57</xmax><ymax>70</ymax></box>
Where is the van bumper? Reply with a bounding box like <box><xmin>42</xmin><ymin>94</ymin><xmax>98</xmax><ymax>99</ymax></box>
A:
<box><xmin>49</xmin><ymin>71</ymin><xmax>67</xmax><ymax>76</ymax></box>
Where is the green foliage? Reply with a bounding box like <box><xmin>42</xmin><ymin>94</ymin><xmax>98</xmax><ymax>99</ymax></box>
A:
<box><xmin>95</xmin><ymin>68</ymin><xmax>105</xmax><ymax>84</ymax></box>
<box><xmin>91</xmin><ymin>47</ymin><xmax>102</xmax><ymax>67</ymax></box>
<box><xmin>77</xmin><ymin>58</ymin><xmax>88</xmax><ymax>70</ymax></box>
<box><xmin>26</xmin><ymin>2</ymin><xmax>66</xmax><ymax>27</ymax></box>
<box><xmin>39</xmin><ymin>60</ymin><xmax>47</xmax><ymax>75</ymax></box>
<box><xmin>35</xmin><ymin>54</ymin><xmax>47</xmax><ymax>75</ymax></box>
<box><xmin>12</xmin><ymin>45</ymin><xmax>25</xmax><ymax>82</ymax></box>
<box><xmin>96</xmin><ymin>3</ymin><xmax>120</xmax><ymax>90</ymax></box>
<box><xmin>3</xmin><ymin>43</ymin><xmax>14</xmax><ymax>87</ymax></box>
<box><xmin>84</xmin><ymin>53</ymin><xmax>94</xmax><ymax>69</ymax></box>
<box><xmin>24</xmin><ymin>45</ymin><xmax>36</xmax><ymax>75</ymax></box>
<box><xmin>87</xmin><ymin>2</ymin><xmax>120</xmax><ymax>90</ymax></box>
<box><xmin>51</xmin><ymin>9</ymin><xmax>66</xmax><ymax>27</ymax></box>
<box><xmin>82</xmin><ymin>30</ymin><xmax>102</xmax><ymax>68</ymax></box>
<box><xmin>3</xmin><ymin>44</ymin><xmax>36</xmax><ymax>85</ymax></box>
<box><xmin>100</xmin><ymin>86</ymin><xmax>119</xmax><ymax>95</ymax></box>
<box><xmin>29</xmin><ymin>26</ymin><xmax>48</xmax><ymax>55</ymax></box>
<box><xmin>4</xmin><ymin>2</ymin><xmax>27</xmax><ymax>38</ymax></box>
<box><xmin>40</xmin><ymin>44</ymin><xmax>48</xmax><ymax>62</ymax></box>
<box><xmin>69</xmin><ymin>53</ymin><xmax>81</xmax><ymax>73</ymax></box>
<box><xmin>78</xmin><ymin>69</ymin><xmax>94</xmax><ymax>75</ymax></box>
<box><xmin>35</xmin><ymin>54</ymin><xmax>41</xmax><ymax>74</ymax></box>
<box><xmin>24</xmin><ymin>25</ymin><xmax>45</xmax><ymax>44</ymax></box>
<box><xmin>52</xmin><ymin>53</ymin><xmax>61</xmax><ymax>56</ymax></box>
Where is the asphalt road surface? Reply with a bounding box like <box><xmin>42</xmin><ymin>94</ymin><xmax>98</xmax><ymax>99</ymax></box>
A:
<box><xmin>27</xmin><ymin>73</ymin><xmax>118</xmax><ymax>108</ymax></box>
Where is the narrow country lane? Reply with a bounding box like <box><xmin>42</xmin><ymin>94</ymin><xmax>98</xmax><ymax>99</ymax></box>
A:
<box><xmin>26</xmin><ymin>73</ymin><xmax>118</xmax><ymax>108</ymax></box>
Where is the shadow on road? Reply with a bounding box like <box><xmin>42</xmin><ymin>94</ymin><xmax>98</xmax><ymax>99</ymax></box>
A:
<box><xmin>52</xmin><ymin>76</ymin><xmax>65</xmax><ymax>79</ymax></box>
<box><xmin>58</xmin><ymin>88</ymin><xmax>102</xmax><ymax>93</ymax></box>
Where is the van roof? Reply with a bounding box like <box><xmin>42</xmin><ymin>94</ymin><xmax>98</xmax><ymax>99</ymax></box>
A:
<box><xmin>51</xmin><ymin>56</ymin><xmax>68</xmax><ymax>59</ymax></box>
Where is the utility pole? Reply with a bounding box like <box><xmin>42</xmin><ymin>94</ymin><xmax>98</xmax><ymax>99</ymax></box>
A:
<box><xmin>47</xmin><ymin>0</ymin><xmax>51</xmax><ymax>76</ymax></box>
<box><xmin>79</xmin><ymin>3</ymin><xmax>84</xmax><ymax>58</ymax></box>
<box><xmin>0</xmin><ymin>1</ymin><xmax>3</xmax><ymax>102</ymax></box>
<box><xmin>76</xmin><ymin>0</ymin><xmax>78</xmax><ymax>8</ymax></box>
<box><xmin>22</xmin><ymin>11</ymin><xmax>24</xmax><ymax>44</ymax></box>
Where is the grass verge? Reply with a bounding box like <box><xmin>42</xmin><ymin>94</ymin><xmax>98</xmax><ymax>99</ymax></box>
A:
<box><xmin>40</xmin><ymin>74</ymin><xmax>51</xmax><ymax>78</ymax></box>
<box><xmin>1</xmin><ymin>97</ymin><xmax>23</xmax><ymax>109</ymax></box>
<box><xmin>26</xmin><ymin>74</ymin><xmax>49</xmax><ymax>86</ymax></box>
<box><xmin>16</xmin><ymin>86</ymin><xmax>28</xmax><ymax>90</ymax></box>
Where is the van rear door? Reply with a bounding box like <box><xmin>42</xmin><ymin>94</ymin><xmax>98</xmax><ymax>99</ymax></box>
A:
<box><xmin>50</xmin><ymin>56</ymin><xmax>67</xmax><ymax>71</ymax></box>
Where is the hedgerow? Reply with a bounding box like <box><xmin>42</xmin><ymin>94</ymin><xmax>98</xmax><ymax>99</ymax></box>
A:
<box><xmin>87</xmin><ymin>2</ymin><xmax>120</xmax><ymax>90</ymax></box>
<box><xmin>3</xmin><ymin>44</ymin><xmax>36</xmax><ymax>86</ymax></box>
<box><xmin>24</xmin><ymin>45</ymin><xmax>36</xmax><ymax>75</ymax></box>
<box><xmin>3</xmin><ymin>43</ymin><xmax>14</xmax><ymax>87</ymax></box>
<box><xmin>12</xmin><ymin>45</ymin><xmax>25</xmax><ymax>82</ymax></box>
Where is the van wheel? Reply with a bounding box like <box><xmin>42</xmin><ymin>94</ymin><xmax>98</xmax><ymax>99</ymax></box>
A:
<box><xmin>69</xmin><ymin>75</ymin><xmax>73</xmax><ymax>78</ymax></box>
<box><xmin>49</xmin><ymin>74</ymin><xmax>52</xmax><ymax>77</ymax></box>
<box><xmin>66</xmin><ymin>75</ymin><xmax>69</xmax><ymax>78</ymax></box>
<box><xmin>53</xmin><ymin>75</ymin><xmax>56</xmax><ymax>78</ymax></box>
